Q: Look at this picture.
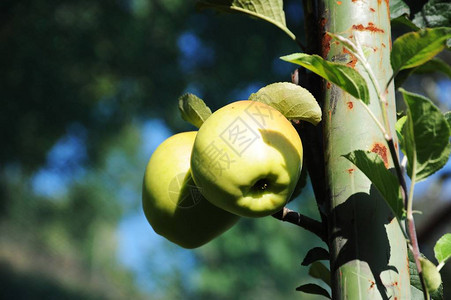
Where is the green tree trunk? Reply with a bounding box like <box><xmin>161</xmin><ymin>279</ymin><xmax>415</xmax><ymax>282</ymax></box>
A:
<box><xmin>316</xmin><ymin>1</ymin><xmax>411</xmax><ymax>299</ymax></box>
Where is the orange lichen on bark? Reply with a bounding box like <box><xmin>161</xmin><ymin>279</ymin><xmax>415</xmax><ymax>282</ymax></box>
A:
<box><xmin>322</xmin><ymin>32</ymin><xmax>332</xmax><ymax>58</ymax></box>
<box><xmin>347</xmin><ymin>168</ymin><xmax>354</xmax><ymax>174</ymax></box>
<box><xmin>369</xmin><ymin>281</ymin><xmax>375</xmax><ymax>289</ymax></box>
<box><xmin>352</xmin><ymin>23</ymin><xmax>384</xmax><ymax>33</ymax></box>
<box><xmin>343</xmin><ymin>47</ymin><xmax>358</xmax><ymax>68</ymax></box>
<box><xmin>346</xmin><ymin>101</ymin><xmax>354</xmax><ymax>109</ymax></box>
<box><xmin>371</xmin><ymin>143</ymin><xmax>389</xmax><ymax>168</ymax></box>
<box><xmin>337</xmin><ymin>1</ymin><xmax>342</xmax><ymax>4</ymax></box>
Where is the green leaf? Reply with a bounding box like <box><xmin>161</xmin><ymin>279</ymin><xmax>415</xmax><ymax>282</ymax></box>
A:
<box><xmin>248</xmin><ymin>82</ymin><xmax>322</xmax><ymax>125</ymax></box>
<box><xmin>395</xmin><ymin>116</ymin><xmax>407</xmax><ymax>150</ymax></box>
<box><xmin>399</xmin><ymin>89</ymin><xmax>451</xmax><ymax>181</ymax></box>
<box><xmin>296</xmin><ymin>283</ymin><xmax>331</xmax><ymax>299</ymax></box>
<box><xmin>391</xmin><ymin>27</ymin><xmax>451</xmax><ymax>75</ymax></box>
<box><xmin>343</xmin><ymin>150</ymin><xmax>404</xmax><ymax>220</ymax></box>
<box><xmin>301</xmin><ymin>247</ymin><xmax>330</xmax><ymax>266</ymax></box>
<box><xmin>196</xmin><ymin>0</ymin><xmax>296</xmax><ymax>40</ymax></box>
<box><xmin>178</xmin><ymin>93</ymin><xmax>212</xmax><ymax>128</ymax></box>
<box><xmin>391</xmin><ymin>15</ymin><xmax>421</xmax><ymax>31</ymax></box>
<box><xmin>390</xmin><ymin>0</ymin><xmax>410</xmax><ymax>20</ymax></box>
<box><xmin>395</xmin><ymin>58</ymin><xmax>451</xmax><ymax>89</ymax></box>
<box><xmin>414</xmin><ymin>57</ymin><xmax>451</xmax><ymax>78</ymax></box>
<box><xmin>281</xmin><ymin>53</ymin><xmax>370</xmax><ymax>104</ymax></box>
<box><xmin>420</xmin><ymin>257</ymin><xmax>442</xmax><ymax>293</ymax></box>
<box><xmin>434</xmin><ymin>233</ymin><xmax>451</xmax><ymax>267</ymax></box>
<box><xmin>409</xmin><ymin>250</ymin><xmax>444</xmax><ymax>300</ymax></box>
<box><xmin>308</xmin><ymin>261</ymin><xmax>331</xmax><ymax>288</ymax></box>
<box><xmin>445</xmin><ymin>112</ymin><xmax>451</xmax><ymax>127</ymax></box>
<box><xmin>413</xmin><ymin>0</ymin><xmax>451</xmax><ymax>29</ymax></box>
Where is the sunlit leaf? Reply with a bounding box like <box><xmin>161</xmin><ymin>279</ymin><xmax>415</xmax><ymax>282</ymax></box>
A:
<box><xmin>399</xmin><ymin>89</ymin><xmax>451</xmax><ymax>181</ymax></box>
<box><xmin>413</xmin><ymin>0</ymin><xmax>451</xmax><ymax>28</ymax></box>
<box><xmin>395</xmin><ymin>116</ymin><xmax>407</xmax><ymax>151</ymax></box>
<box><xmin>434</xmin><ymin>233</ymin><xmax>451</xmax><ymax>266</ymax></box>
<box><xmin>445</xmin><ymin>112</ymin><xmax>451</xmax><ymax>127</ymax></box>
<box><xmin>391</xmin><ymin>27</ymin><xmax>451</xmax><ymax>75</ymax></box>
<box><xmin>178</xmin><ymin>93</ymin><xmax>212</xmax><ymax>128</ymax></box>
<box><xmin>296</xmin><ymin>283</ymin><xmax>331</xmax><ymax>299</ymax></box>
<box><xmin>281</xmin><ymin>53</ymin><xmax>370</xmax><ymax>104</ymax></box>
<box><xmin>343</xmin><ymin>150</ymin><xmax>404</xmax><ymax>219</ymax></box>
<box><xmin>249</xmin><ymin>82</ymin><xmax>321</xmax><ymax>124</ymax></box>
<box><xmin>390</xmin><ymin>0</ymin><xmax>410</xmax><ymax>20</ymax></box>
<box><xmin>196</xmin><ymin>0</ymin><xmax>295</xmax><ymax>40</ymax></box>
<box><xmin>301</xmin><ymin>247</ymin><xmax>329</xmax><ymax>266</ymax></box>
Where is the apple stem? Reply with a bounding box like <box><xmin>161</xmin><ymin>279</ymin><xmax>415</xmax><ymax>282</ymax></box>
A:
<box><xmin>272</xmin><ymin>207</ymin><xmax>327</xmax><ymax>242</ymax></box>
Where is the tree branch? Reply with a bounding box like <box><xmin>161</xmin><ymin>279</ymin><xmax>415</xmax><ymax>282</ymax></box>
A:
<box><xmin>272</xmin><ymin>207</ymin><xmax>327</xmax><ymax>242</ymax></box>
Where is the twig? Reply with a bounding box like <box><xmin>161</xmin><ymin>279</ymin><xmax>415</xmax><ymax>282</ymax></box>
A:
<box><xmin>387</xmin><ymin>138</ymin><xmax>407</xmax><ymax>208</ymax></box>
<box><xmin>272</xmin><ymin>207</ymin><xmax>327</xmax><ymax>242</ymax></box>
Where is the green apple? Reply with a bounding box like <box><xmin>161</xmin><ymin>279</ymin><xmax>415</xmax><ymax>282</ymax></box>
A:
<box><xmin>190</xmin><ymin>100</ymin><xmax>303</xmax><ymax>217</ymax></box>
<box><xmin>142</xmin><ymin>131</ymin><xmax>240</xmax><ymax>249</ymax></box>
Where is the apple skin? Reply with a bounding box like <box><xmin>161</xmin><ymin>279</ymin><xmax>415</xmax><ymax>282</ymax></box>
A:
<box><xmin>190</xmin><ymin>100</ymin><xmax>303</xmax><ymax>218</ymax></box>
<box><xmin>142</xmin><ymin>131</ymin><xmax>240</xmax><ymax>249</ymax></box>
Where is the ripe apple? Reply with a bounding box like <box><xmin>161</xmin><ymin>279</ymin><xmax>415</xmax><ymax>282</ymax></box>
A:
<box><xmin>142</xmin><ymin>131</ymin><xmax>240</xmax><ymax>249</ymax></box>
<box><xmin>190</xmin><ymin>100</ymin><xmax>303</xmax><ymax>217</ymax></box>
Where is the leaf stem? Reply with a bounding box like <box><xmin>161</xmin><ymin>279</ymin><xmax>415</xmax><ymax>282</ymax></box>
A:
<box><xmin>357</xmin><ymin>99</ymin><xmax>387</xmax><ymax>137</ymax></box>
<box><xmin>272</xmin><ymin>207</ymin><xmax>327</xmax><ymax>242</ymax></box>
<box><xmin>407</xmin><ymin>158</ymin><xmax>430</xmax><ymax>300</ymax></box>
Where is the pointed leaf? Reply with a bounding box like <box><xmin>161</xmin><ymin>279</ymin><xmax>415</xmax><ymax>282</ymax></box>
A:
<box><xmin>248</xmin><ymin>82</ymin><xmax>321</xmax><ymax>124</ymax></box>
<box><xmin>399</xmin><ymin>89</ymin><xmax>451</xmax><ymax>181</ymax></box>
<box><xmin>178</xmin><ymin>93</ymin><xmax>212</xmax><ymax>128</ymax></box>
<box><xmin>434</xmin><ymin>233</ymin><xmax>451</xmax><ymax>266</ymax></box>
<box><xmin>281</xmin><ymin>53</ymin><xmax>370</xmax><ymax>104</ymax></box>
<box><xmin>308</xmin><ymin>261</ymin><xmax>331</xmax><ymax>287</ymax></box>
<box><xmin>301</xmin><ymin>247</ymin><xmax>329</xmax><ymax>266</ymax></box>
<box><xmin>296</xmin><ymin>283</ymin><xmax>331</xmax><ymax>299</ymax></box>
<box><xmin>391</xmin><ymin>27</ymin><xmax>451</xmax><ymax>75</ymax></box>
<box><xmin>196</xmin><ymin>0</ymin><xmax>295</xmax><ymax>40</ymax></box>
<box><xmin>343</xmin><ymin>150</ymin><xmax>404</xmax><ymax>219</ymax></box>
<box><xmin>413</xmin><ymin>0</ymin><xmax>451</xmax><ymax>29</ymax></box>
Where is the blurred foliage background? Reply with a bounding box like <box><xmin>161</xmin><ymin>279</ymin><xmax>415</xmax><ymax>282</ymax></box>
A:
<box><xmin>0</xmin><ymin>0</ymin><xmax>450</xmax><ymax>299</ymax></box>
